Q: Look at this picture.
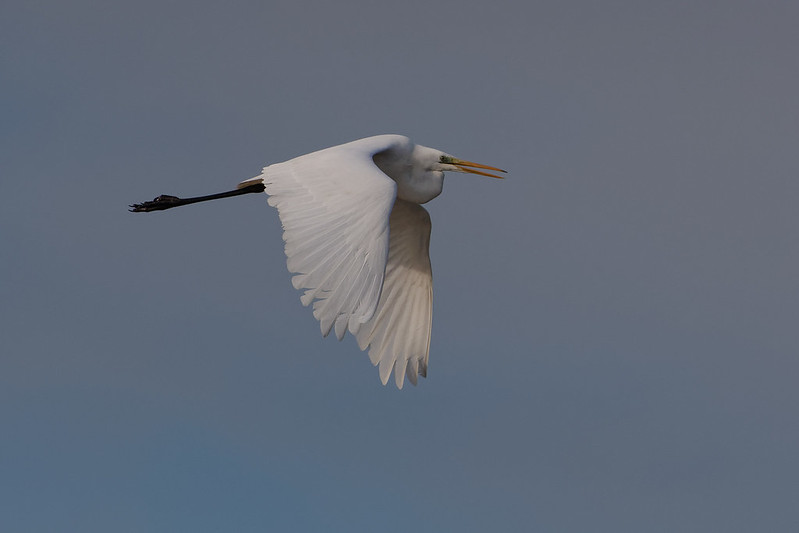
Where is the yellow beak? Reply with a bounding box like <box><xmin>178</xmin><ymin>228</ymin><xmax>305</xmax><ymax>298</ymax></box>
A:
<box><xmin>451</xmin><ymin>158</ymin><xmax>507</xmax><ymax>179</ymax></box>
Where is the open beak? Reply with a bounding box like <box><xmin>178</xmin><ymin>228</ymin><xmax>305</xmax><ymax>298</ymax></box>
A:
<box><xmin>451</xmin><ymin>158</ymin><xmax>507</xmax><ymax>179</ymax></box>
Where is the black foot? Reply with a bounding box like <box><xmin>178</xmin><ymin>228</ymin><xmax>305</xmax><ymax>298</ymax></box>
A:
<box><xmin>129</xmin><ymin>195</ymin><xmax>182</xmax><ymax>212</ymax></box>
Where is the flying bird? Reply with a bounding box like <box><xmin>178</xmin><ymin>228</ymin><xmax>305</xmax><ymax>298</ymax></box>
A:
<box><xmin>130</xmin><ymin>135</ymin><xmax>505</xmax><ymax>388</ymax></box>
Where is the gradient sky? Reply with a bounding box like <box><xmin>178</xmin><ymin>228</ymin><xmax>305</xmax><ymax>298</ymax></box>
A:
<box><xmin>2</xmin><ymin>1</ymin><xmax>798</xmax><ymax>531</ymax></box>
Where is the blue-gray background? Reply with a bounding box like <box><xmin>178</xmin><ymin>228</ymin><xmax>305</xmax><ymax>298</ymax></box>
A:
<box><xmin>2</xmin><ymin>1</ymin><xmax>797</xmax><ymax>531</ymax></box>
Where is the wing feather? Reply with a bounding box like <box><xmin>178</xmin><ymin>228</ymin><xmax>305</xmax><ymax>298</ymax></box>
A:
<box><xmin>241</xmin><ymin>137</ymin><xmax>404</xmax><ymax>339</ymax></box>
<box><xmin>356</xmin><ymin>200</ymin><xmax>433</xmax><ymax>388</ymax></box>
<box><xmin>240</xmin><ymin>136</ymin><xmax>433</xmax><ymax>388</ymax></box>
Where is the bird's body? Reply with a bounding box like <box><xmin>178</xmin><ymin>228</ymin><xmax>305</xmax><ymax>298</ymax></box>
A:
<box><xmin>131</xmin><ymin>135</ymin><xmax>504</xmax><ymax>388</ymax></box>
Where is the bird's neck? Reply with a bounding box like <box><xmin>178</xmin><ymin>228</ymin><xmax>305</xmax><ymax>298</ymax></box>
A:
<box><xmin>394</xmin><ymin>172</ymin><xmax>444</xmax><ymax>204</ymax></box>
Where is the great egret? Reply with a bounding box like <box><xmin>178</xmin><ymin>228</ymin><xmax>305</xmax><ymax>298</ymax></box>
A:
<box><xmin>130</xmin><ymin>135</ymin><xmax>505</xmax><ymax>388</ymax></box>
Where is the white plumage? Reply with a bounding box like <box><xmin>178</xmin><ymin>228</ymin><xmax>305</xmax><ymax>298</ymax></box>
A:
<box><xmin>131</xmin><ymin>134</ymin><xmax>504</xmax><ymax>388</ymax></box>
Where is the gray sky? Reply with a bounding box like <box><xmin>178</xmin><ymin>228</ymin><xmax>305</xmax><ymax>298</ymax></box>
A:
<box><xmin>2</xmin><ymin>0</ymin><xmax>798</xmax><ymax>531</ymax></box>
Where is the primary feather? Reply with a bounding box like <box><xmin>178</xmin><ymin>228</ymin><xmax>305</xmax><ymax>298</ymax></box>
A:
<box><xmin>355</xmin><ymin>199</ymin><xmax>433</xmax><ymax>388</ymax></box>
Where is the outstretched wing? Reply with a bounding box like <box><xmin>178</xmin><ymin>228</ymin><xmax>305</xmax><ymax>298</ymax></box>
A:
<box><xmin>240</xmin><ymin>136</ymin><xmax>407</xmax><ymax>342</ymax></box>
<box><xmin>355</xmin><ymin>200</ymin><xmax>433</xmax><ymax>388</ymax></box>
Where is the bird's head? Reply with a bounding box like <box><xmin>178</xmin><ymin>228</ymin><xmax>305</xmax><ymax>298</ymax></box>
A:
<box><xmin>389</xmin><ymin>143</ymin><xmax>506</xmax><ymax>204</ymax></box>
<box><xmin>410</xmin><ymin>145</ymin><xmax>506</xmax><ymax>179</ymax></box>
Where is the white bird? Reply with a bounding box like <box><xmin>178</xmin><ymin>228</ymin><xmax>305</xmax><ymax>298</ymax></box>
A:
<box><xmin>130</xmin><ymin>135</ymin><xmax>505</xmax><ymax>388</ymax></box>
